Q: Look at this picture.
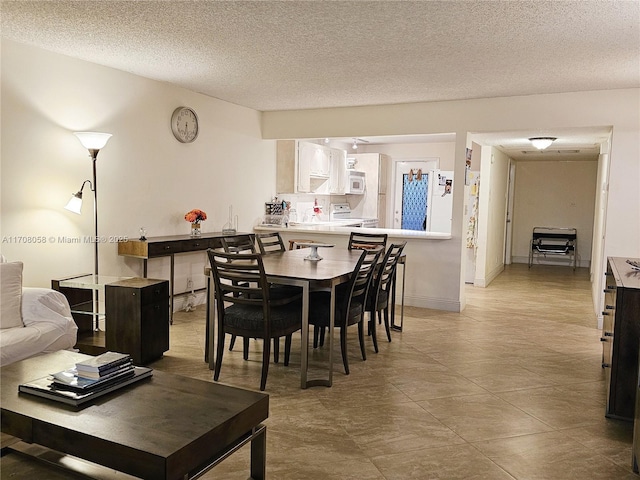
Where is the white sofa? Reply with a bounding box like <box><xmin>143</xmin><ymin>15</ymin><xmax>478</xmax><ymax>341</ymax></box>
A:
<box><xmin>0</xmin><ymin>261</ymin><xmax>78</xmax><ymax>367</ymax></box>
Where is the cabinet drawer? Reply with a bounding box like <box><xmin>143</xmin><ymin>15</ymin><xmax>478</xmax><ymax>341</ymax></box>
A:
<box><xmin>140</xmin><ymin>282</ymin><xmax>169</xmax><ymax>305</ymax></box>
<box><xmin>148</xmin><ymin>241</ymin><xmax>183</xmax><ymax>257</ymax></box>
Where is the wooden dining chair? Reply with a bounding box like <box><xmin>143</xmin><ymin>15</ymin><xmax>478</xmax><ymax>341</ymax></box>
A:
<box><xmin>207</xmin><ymin>249</ymin><xmax>302</xmax><ymax>391</ymax></box>
<box><xmin>220</xmin><ymin>234</ymin><xmax>256</xmax><ymax>254</ymax></box>
<box><xmin>348</xmin><ymin>232</ymin><xmax>388</xmax><ymax>251</ymax></box>
<box><xmin>256</xmin><ymin>232</ymin><xmax>286</xmax><ymax>255</ymax></box>
<box><xmin>308</xmin><ymin>248</ymin><xmax>381</xmax><ymax>374</ymax></box>
<box><xmin>366</xmin><ymin>242</ymin><xmax>406</xmax><ymax>353</ymax></box>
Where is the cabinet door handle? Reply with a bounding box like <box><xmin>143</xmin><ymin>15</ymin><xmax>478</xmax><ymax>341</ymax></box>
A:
<box><xmin>602</xmin><ymin>363</ymin><xmax>611</xmax><ymax>368</ymax></box>
<box><xmin>605</xmin><ymin>305</ymin><xmax>614</xmax><ymax>310</ymax></box>
<box><xmin>603</xmin><ymin>331</ymin><xmax>613</xmax><ymax>336</ymax></box>
<box><xmin>602</xmin><ymin>312</ymin><xmax>610</xmax><ymax>316</ymax></box>
<box><xmin>600</xmin><ymin>337</ymin><xmax>607</xmax><ymax>342</ymax></box>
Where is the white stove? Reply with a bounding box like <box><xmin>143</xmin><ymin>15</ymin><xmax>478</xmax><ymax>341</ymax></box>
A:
<box><xmin>329</xmin><ymin>204</ymin><xmax>379</xmax><ymax>228</ymax></box>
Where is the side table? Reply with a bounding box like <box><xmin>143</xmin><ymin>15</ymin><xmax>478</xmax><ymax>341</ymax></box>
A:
<box><xmin>52</xmin><ymin>275</ymin><xmax>169</xmax><ymax>364</ymax></box>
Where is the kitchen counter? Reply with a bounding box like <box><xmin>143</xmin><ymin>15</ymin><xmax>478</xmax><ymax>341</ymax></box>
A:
<box><xmin>253</xmin><ymin>224</ymin><xmax>458</xmax><ymax>312</ymax></box>
<box><xmin>254</xmin><ymin>223</ymin><xmax>452</xmax><ymax>240</ymax></box>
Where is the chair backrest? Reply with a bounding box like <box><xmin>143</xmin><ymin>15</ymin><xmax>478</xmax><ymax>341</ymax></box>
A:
<box><xmin>207</xmin><ymin>249</ymin><xmax>269</xmax><ymax>312</ymax></box>
<box><xmin>221</xmin><ymin>234</ymin><xmax>256</xmax><ymax>254</ymax></box>
<box><xmin>341</xmin><ymin>247</ymin><xmax>382</xmax><ymax>322</ymax></box>
<box><xmin>371</xmin><ymin>242</ymin><xmax>407</xmax><ymax>301</ymax></box>
<box><xmin>348</xmin><ymin>232</ymin><xmax>388</xmax><ymax>251</ymax></box>
<box><xmin>256</xmin><ymin>232</ymin><xmax>286</xmax><ymax>255</ymax></box>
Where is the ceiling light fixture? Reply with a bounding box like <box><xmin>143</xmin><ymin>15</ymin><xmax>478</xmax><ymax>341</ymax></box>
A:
<box><xmin>529</xmin><ymin>137</ymin><xmax>557</xmax><ymax>150</ymax></box>
<box><xmin>352</xmin><ymin>139</ymin><xmax>358</xmax><ymax>150</ymax></box>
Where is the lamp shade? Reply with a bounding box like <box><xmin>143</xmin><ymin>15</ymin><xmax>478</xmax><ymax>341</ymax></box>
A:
<box><xmin>64</xmin><ymin>192</ymin><xmax>83</xmax><ymax>214</ymax></box>
<box><xmin>74</xmin><ymin>132</ymin><xmax>112</xmax><ymax>150</ymax></box>
<box><xmin>529</xmin><ymin>137</ymin><xmax>557</xmax><ymax>150</ymax></box>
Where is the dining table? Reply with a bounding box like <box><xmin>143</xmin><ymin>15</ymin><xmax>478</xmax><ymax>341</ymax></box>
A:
<box><xmin>205</xmin><ymin>246</ymin><xmax>363</xmax><ymax>389</ymax></box>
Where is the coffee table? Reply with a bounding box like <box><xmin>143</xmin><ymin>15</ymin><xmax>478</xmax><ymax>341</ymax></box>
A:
<box><xmin>1</xmin><ymin>350</ymin><xmax>268</xmax><ymax>479</ymax></box>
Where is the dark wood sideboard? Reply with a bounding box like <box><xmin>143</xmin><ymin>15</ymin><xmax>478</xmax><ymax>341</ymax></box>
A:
<box><xmin>602</xmin><ymin>257</ymin><xmax>640</xmax><ymax>421</ymax></box>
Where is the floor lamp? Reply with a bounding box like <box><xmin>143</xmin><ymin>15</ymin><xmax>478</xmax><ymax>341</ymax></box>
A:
<box><xmin>65</xmin><ymin>131</ymin><xmax>112</xmax><ymax>330</ymax></box>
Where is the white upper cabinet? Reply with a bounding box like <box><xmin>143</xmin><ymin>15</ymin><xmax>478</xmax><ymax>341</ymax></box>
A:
<box><xmin>276</xmin><ymin>140</ymin><xmax>347</xmax><ymax>194</ymax></box>
<box><xmin>306</xmin><ymin>143</ymin><xmax>330</xmax><ymax>178</ymax></box>
<box><xmin>329</xmin><ymin>148</ymin><xmax>347</xmax><ymax>194</ymax></box>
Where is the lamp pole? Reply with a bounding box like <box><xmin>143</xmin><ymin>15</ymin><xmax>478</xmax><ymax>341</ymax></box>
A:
<box><xmin>72</xmin><ymin>132</ymin><xmax>112</xmax><ymax>331</ymax></box>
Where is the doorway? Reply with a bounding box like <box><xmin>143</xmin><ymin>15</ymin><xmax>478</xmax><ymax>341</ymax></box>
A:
<box><xmin>392</xmin><ymin>159</ymin><xmax>438</xmax><ymax>229</ymax></box>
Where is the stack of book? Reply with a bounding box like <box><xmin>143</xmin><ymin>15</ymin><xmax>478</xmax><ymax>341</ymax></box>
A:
<box><xmin>19</xmin><ymin>352</ymin><xmax>152</xmax><ymax>407</ymax></box>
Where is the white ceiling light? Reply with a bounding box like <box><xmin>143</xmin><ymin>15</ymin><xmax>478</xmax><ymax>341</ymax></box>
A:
<box><xmin>529</xmin><ymin>137</ymin><xmax>557</xmax><ymax>150</ymax></box>
<box><xmin>352</xmin><ymin>139</ymin><xmax>358</xmax><ymax>150</ymax></box>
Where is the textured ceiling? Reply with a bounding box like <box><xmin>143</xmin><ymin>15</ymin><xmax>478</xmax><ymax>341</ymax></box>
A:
<box><xmin>2</xmin><ymin>0</ymin><xmax>639</xmax><ymax>112</ymax></box>
<box><xmin>1</xmin><ymin>1</ymin><xmax>637</xmax><ymax>161</ymax></box>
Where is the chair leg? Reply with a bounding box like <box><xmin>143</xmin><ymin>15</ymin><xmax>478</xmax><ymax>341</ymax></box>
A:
<box><xmin>319</xmin><ymin>326</ymin><xmax>326</xmax><ymax>347</ymax></box>
<box><xmin>214</xmin><ymin>332</ymin><xmax>226</xmax><ymax>381</ymax></box>
<box><xmin>229</xmin><ymin>334</ymin><xmax>237</xmax><ymax>351</ymax></box>
<box><xmin>260</xmin><ymin>338</ymin><xmax>270</xmax><ymax>391</ymax></box>
<box><xmin>369</xmin><ymin>311</ymin><xmax>379</xmax><ymax>353</ymax></box>
<box><xmin>284</xmin><ymin>334</ymin><xmax>292</xmax><ymax>366</ymax></box>
<box><xmin>357</xmin><ymin>320</ymin><xmax>367</xmax><ymax>361</ymax></box>
<box><xmin>243</xmin><ymin>337</ymin><xmax>250</xmax><ymax>360</ymax></box>
<box><xmin>340</xmin><ymin>326</ymin><xmax>350</xmax><ymax>375</ymax></box>
<box><xmin>273</xmin><ymin>337</ymin><xmax>280</xmax><ymax>364</ymax></box>
<box><xmin>313</xmin><ymin>326</ymin><xmax>320</xmax><ymax>348</ymax></box>
<box><xmin>383</xmin><ymin>306</ymin><xmax>392</xmax><ymax>342</ymax></box>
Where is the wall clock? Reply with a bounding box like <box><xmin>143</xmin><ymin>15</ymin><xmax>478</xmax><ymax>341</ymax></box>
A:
<box><xmin>171</xmin><ymin>106</ymin><xmax>199</xmax><ymax>143</ymax></box>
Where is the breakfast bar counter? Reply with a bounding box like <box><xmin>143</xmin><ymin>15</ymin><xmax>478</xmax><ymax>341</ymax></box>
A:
<box><xmin>253</xmin><ymin>225</ymin><xmax>461</xmax><ymax>313</ymax></box>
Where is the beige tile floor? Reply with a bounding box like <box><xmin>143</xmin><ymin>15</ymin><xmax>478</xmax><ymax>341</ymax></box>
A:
<box><xmin>2</xmin><ymin>264</ymin><xmax>637</xmax><ymax>479</ymax></box>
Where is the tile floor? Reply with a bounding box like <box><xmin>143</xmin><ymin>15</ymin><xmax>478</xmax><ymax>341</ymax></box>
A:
<box><xmin>156</xmin><ymin>263</ymin><xmax>636</xmax><ymax>479</ymax></box>
<box><xmin>2</xmin><ymin>264</ymin><xmax>637</xmax><ymax>479</ymax></box>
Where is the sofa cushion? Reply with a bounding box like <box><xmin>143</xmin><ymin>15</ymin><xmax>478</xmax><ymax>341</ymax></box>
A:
<box><xmin>0</xmin><ymin>261</ymin><xmax>24</xmax><ymax>329</ymax></box>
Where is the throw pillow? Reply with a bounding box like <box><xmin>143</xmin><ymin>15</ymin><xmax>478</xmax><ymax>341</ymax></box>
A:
<box><xmin>0</xmin><ymin>261</ymin><xmax>24</xmax><ymax>329</ymax></box>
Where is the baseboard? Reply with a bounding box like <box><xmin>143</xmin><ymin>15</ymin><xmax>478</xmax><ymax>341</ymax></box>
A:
<box><xmin>403</xmin><ymin>293</ymin><xmax>461</xmax><ymax>312</ymax></box>
<box><xmin>512</xmin><ymin>255</ymin><xmax>590</xmax><ymax>268</ymax></box>
<box><xmin>474</xmin><ymin>264</ymin><xmax>504</xmax><ymax>288</ymax></box>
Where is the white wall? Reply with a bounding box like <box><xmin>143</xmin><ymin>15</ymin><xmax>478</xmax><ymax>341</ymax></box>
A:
<box><xmin>1</xmin><ymin>40</ymin><xmax>276</xmax><ymax>305</ymax></box>
<box><xmin>262</xmin><ymin>88</ymin><xmax>640</xmax><ymax>318</ymax></box>
<box><xmin>511</xmin><ymin>160</ymin><xmax>597</xmax><ymax>267</ymax></box>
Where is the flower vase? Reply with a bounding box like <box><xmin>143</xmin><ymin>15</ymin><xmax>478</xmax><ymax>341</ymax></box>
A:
<box><xmin>191</xmin><ymin>222</ymin><xmax>201</xmax><ymax>237</ymax></box>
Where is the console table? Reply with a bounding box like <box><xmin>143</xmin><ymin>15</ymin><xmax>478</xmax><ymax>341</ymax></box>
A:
<box><xmin>118</xmin><ymin>232</ymin><xmax>253</xmax><ymax>321</ymax></box>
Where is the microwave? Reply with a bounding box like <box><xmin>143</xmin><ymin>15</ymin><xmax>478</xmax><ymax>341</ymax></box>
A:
<box><xmin>346</xmin><ymin>170</ymin><xmax>366</xmax><ymax>194</ymax></box>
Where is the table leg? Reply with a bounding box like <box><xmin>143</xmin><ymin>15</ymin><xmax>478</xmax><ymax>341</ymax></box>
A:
<box><xmin>300</xmin><ymin>281</ymin><xmax>309</xmax><ymax>388</ymax></box>
<box><xmin>250</xmin><ymin>425</ymin><xmax>267</xmax><ymax>480</ymax></box>
<box><xmin>207</xmin><ymin>273</ymin><xmax>216</xmax><ymax>370</ymax></box>
<box><xmin>391</xmin><ymin>260</ymin><xmax>406</xmax><ymax>331</ymax></box>
<box><xmin>170</xmin><ymin>253</ymin><xmax>175</xmax><ymax>324</ymax></box>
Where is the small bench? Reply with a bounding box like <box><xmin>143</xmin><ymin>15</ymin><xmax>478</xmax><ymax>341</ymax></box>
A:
<box><xmin>528</xmin><ymin>227</ymin><xmax>577</xmax><ymax>270</ymax></box>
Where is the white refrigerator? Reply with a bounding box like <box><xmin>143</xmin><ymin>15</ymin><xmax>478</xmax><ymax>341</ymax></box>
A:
<box><xmin>426</xmin><ymin>170</ymin><xmax>454</xmax><ymax>233</ymax></box>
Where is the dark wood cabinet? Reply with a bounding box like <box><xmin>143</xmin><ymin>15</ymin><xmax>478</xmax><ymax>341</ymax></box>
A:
<box><xmin>53</xmin><ymin>276</ymin><xmax>169</xmax><ymax>365</ymax></box>
<box><xmin>105</xmin><ymin>278</ymin><xmax>169</xmax><ymax>365</ymax></box>
<box><xmin>602</xmin><ymin>257</ymin><xmax>640</xmax><ymax>421</ymax></box>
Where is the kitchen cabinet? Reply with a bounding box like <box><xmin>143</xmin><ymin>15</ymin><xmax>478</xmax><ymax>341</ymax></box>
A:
<box><xmin>349</xmin><ymin>153</ymin><xmax>391</xmax><ymax>227</ymax></box>
<box><xmin>602</xmin><ymin>257</ymin><xmax>640</xmax><ymax>421</ymax></box>
<box><xmin>276</xmin><ymin>140</ymin><xmax>345</xmax><ymax>194</ymax></box>
<box><xmin>329</xmin><ymin>148</ymin><xmax>347</xmax><ymax>194</ymax></box>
